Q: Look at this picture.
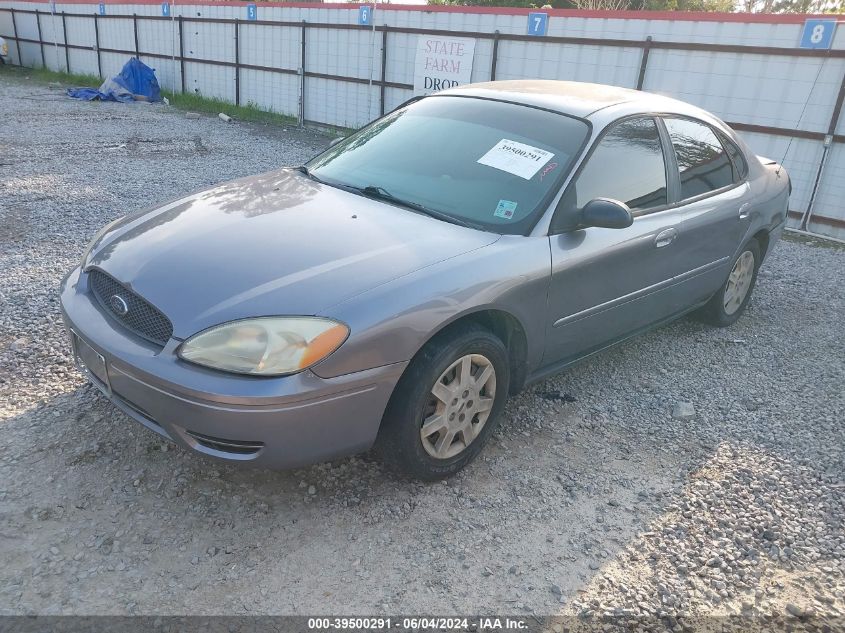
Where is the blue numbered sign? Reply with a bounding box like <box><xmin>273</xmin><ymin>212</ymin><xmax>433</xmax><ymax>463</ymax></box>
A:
<box><xmin>98</xmin><ymin>2</ymin><xmax>106</xmax><ymax>15</ymax></box>
<box><xmin>161</xmin><ymin>2</ymin><xmax>170</xmax><ymax>16</ymax></box>
<box><xmin>799</xmin><ymin>19</ymin><xmax>836</xmax><ymax>49</ymax></box>
<box><xmin>246</xmin><ymin>3</ymin><xmax>257</xmax><ymax>20</ymax></box>
<box><xmin>527</xmin><ymin>12</ymin><xmax>548</xmax><ymax>37</ymax></box>
<box><xmin>358</xmin><ymin>5</ymin><xmax>373</xmax><ymax>26</ymax></box>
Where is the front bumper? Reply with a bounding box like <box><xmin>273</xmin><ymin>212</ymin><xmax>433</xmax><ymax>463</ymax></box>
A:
<box><xmin>60</xmin><ymin>267</ymin><xmax>407</xmax><ymax>468</ymax></box>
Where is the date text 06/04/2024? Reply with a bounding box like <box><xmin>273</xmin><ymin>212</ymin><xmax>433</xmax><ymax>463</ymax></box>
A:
<box><xmin>307</xmin><ymin>617</ymin><xmax>530</xmax><ymax>630</ymax></box>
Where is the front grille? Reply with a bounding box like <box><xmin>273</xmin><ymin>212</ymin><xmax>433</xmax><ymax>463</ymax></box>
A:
<box><xmin>88</xmin><ymin>269</ymin><xmax>174</xmax><ymax>347</ymax></box>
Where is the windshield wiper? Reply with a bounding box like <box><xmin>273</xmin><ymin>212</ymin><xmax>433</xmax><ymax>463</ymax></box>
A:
<box><xmin>356</xmin><ymin>185</ymin><xmax>479</xmax><ymax>230</ymax></box>
<box><xmin>297</xmin><ymin>167</ymin><xmax>367</xmax><ymax>196</ymax></box>
<box><xmin>298</xmin><ymin>171</ymin><xmax>481</xmax><ymax>230</ymax></box>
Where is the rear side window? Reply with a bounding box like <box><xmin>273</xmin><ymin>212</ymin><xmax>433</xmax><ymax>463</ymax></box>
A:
<box><xmin>717</xmin><ymin>131</ymin><xmax>749</xmax><ymax>181</ymax></box>
<box><xmin>663</xmin><ymin>118</ymin><xmax>735</xmax><ymax>199</ymax></box>
<box><xmin>568</xmin><ymin>117</ymin><xmax>668</xmax><ymax>212</ymax></box>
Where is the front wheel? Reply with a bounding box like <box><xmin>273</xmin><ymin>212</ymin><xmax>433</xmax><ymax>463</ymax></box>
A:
<box><xmin>695</xmin><ymin>238</ymin><xmax>761</xmax><ymax>327</ymax></box>
<box><xmin>375</xmin><ymin>324</ymin><xmax>510</xmax><ymax>480</ymax></box>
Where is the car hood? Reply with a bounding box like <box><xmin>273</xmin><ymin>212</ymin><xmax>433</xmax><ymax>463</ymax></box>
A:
<box><xmin>87</xmin><ymin>169</ymin><xmax>500</xmax><ymax>339</ymax></box>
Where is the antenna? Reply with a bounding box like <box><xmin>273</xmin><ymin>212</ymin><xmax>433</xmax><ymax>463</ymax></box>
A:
<box><xmin>776</xmin><ymin>54</ymin><xmax>826</xmax><ymax>176</ymax></box>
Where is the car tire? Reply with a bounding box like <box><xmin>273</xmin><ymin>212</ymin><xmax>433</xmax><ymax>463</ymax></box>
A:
<box><xmin>695</xmin><ymin>238</ymin><xmax>761</xmax><ymax>327</ymax></box>
<box><xmin>375</xmin><ymin>323</ymin><xmax>510</xmax><ymax>481</ymax></box>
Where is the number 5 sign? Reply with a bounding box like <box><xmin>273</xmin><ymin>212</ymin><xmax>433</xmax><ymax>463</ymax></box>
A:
<box><xmin>799</xmin><ymin>19</ymin><xmax>836</xmax><ymax>49</ymax></box>
<box><xmin>527</xmin><ymin>12</ymin><xmax>548</xmax><ymax>37</ymax></box>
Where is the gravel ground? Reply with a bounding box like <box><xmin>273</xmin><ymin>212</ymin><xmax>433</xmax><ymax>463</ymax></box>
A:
<box><xmin>1</xmin><ymin>70</ymin><xmax>844</xmax><ymax>626</ymax></box>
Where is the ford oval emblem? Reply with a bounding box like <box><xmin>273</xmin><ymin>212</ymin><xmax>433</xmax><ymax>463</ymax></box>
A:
<box><xmin>109</xmin><ymin>294</ymin><xmax>129</xmax><ymax>316</ymax></box>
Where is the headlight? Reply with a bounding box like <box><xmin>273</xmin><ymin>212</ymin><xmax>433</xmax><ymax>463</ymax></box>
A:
<box><xmin>80</xmin><ymin>215</ymin><xmax>125</xmax><ymax>270</ymax></box>
<box><xmin>1</xmin><ymin>43</ymin><xmax>8</xmax><ymax>56</ymax></box>
<box><xmin>178</xmin><ymin>317</ymin><xmax>349</xmax><ymax>376</ymax></box>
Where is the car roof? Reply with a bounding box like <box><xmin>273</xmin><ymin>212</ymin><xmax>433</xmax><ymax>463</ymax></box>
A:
<box><xmin>438</xmin><ymin>80</ymin><xmax>712</xmax><ymax>122</ymax></box>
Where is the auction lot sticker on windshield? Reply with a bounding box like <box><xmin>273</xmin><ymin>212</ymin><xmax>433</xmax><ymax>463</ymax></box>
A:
<box><xmin>477</xmin><ymin>139</ymin><xmax>554</xmax><ymax>180</ymax></box>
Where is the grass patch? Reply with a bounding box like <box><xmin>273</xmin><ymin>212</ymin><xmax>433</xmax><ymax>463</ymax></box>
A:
<box><xmin>25</xmin><ymin>66</ymin><xmax>103</xmax><ymax>88</ymax></box>
<box><xmin>783</xmin><ymin>228</ymin><xmax>845</xmax><ymax>251</ymax></box>
<box><xmin>161</xmin><ymin>90</ymin><xmax>297</xmax><ymax>126</ymax></box>
<box><xmin>1</xmin><ymin>64</ymin><xmax>298</xmax><ymax>127</ymax></box>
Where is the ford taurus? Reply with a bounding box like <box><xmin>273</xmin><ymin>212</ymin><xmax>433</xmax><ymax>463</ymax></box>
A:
<box><xmin>60</xmin><ymin>80</ymin><xmax>790</xmax><ymax>479</ymax></box>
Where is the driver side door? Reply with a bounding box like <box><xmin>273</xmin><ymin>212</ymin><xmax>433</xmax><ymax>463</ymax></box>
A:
<box><xmin>543</xmin><ymin>116</ymin><xmax>689</xmax><ymax>367</ymax></box>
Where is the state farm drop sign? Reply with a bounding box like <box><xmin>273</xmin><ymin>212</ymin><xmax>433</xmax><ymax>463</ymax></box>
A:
<box><xmin>413</xmin><ymin>36</ymin><xmax>476</xmax><ymax>96</ymax></box>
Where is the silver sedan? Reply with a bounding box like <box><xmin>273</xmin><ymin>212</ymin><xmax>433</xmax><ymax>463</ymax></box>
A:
<box><xmin>60</xmin><ymin>80</ymin><xmax>790</xmax><ymax>479</ymax></box>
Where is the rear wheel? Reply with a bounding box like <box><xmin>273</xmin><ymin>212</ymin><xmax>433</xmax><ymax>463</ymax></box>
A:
<box><xmin>375</xmin><ymin>324</ymin><xmax>509</xmax><ymax>480</ymax></box>
<box><xmin>696</xmin><ymin>238</ymin><xmax>761</xmax><ymax>327</ymax></box>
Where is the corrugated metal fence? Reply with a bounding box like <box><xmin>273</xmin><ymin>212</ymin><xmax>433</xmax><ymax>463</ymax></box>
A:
<box><xmin>1</xmin><ymin>1</ymin><xmax>844</xmax><ymax>239</ymax></box>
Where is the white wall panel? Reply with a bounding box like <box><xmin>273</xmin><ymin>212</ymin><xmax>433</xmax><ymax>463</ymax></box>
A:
<box><xmin>240</xmin><ymin>23</ymin><xmax>299</xmax><ymax>72</ymax></box>
<box><xmin>739</xmin><ymin>131</ymin><xmax>823</xmax><ymax>217</ymax></box>
<box><xmin>239</xmin><ymin>68</ymin><xmax>299</xmax><ymax>119</ymax></box>
<box><xmin>645</xmin><ymin>50</ymin><xmax>843</xmax><ymax>133</ymax></box>
<box><xmin>183</xmin><ymin>58</ymin><xmax>234</xmax><ymax>101</ymax></box>
<box><xmin>304</xmin><ymin>75</ymin><xmax>377</xmax><ymax>128</ymax></box>
<box><xmin>808</xmin><ymin>143</ymin><xmax>845</xmax><ymax>239</ymax></box>
<box><xmin>307</xmin><ymin>26</ymin><xmax>378</xmax><ymax>81</ymax></box>
<box><xmin>495</xmin><ymin>40</ymin><xmax>641</xmax><ymax>87</ymax></box>
<box><xmin>67</xmin><ymin>47</ymin><xmax>97</xmax><ymax>76</ymax></box>
<box><xmin>183</xmin><ymin>21</ymin><xmax>233</xmax><ymax>64</ymax></box>
<box><xmin>96</xmin><ymin>15</ymin><xmax>132</xmax><ymax>54</ymax></box>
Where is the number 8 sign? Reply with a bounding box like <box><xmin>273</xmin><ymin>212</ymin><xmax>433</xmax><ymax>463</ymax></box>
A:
<box><xmin>799</xmin><ymin>19</ymin><xmax>836</xmax><ymax>50</ymax></box>
<box><xmin>527</xmin><ymin>12</ymin><xmax>548</xmax><ymax>37</ymax></box>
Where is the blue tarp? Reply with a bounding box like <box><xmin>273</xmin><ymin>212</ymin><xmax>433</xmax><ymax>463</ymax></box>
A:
<box><xmin>67</xmin><ymin>58</ymin><xmax>162</xmax><ymax>103</ymax></box>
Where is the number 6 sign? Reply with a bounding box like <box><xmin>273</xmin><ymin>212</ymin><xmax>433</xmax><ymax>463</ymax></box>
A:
<box><xmin>527</xmin><ymin>12</ymin><xmax>548</xmax><ymax>37</ymax></box>
<box><xmin>799</xmin><ymin>19</ymin><xmax>836</xmax><ymax>50</ymax></box>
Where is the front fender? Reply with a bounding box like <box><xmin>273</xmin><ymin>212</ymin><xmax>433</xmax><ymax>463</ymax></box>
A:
<box><xmin>311</xmin><ymin>235</ymin><xmax>551</xmax><ymax>379</ymax></box>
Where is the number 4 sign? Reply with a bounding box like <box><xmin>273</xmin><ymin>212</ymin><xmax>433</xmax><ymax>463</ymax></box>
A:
<box><xmin>527</xmin><ymin>12</ymin><xmax>548</xmax><ymax>37</ymax></box>
<box><xmin>799</xmin><ymin>19</ymin><xmax>836</xmax><ymax>50</ymax></box>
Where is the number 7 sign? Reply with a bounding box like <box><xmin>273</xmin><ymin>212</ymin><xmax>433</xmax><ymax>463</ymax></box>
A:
<box><xmin>527</xmin><ymin>13</ymin><xmax>548</xmax><ymax>37</ymax></box>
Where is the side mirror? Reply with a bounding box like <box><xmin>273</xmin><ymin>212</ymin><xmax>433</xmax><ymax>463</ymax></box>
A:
<box><xmin>581</xmin><ymin>198</ymin><xmax>633</xmax><ymax>229</ymax></box>
<box><xmin>329</xmin><ymin>136</ymin><xmax>345</xmax><ymax>147</ymax></box>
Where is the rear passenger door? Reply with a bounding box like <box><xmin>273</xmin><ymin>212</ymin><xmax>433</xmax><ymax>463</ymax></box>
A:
<box><xmin>658</xmin><ymin>117</ymin><xmax>753</xmax><ymax>308</ymax></box>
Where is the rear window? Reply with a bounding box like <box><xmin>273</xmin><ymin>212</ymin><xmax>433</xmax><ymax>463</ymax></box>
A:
<box><xmin>663</xmin><ymin>117</ymin><xmax>735</xmax><ymax>199</ymax></box>
<box><xmin>307</xmin><ymin>96</ymin><xmax>590</xmax><ymax>234</ymax></box>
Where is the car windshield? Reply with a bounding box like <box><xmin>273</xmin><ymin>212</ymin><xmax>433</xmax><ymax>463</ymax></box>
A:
<box><xmin>306</xmin><ymin>96</ymin><xmax>590</xmax><ymax>234</ymax></box>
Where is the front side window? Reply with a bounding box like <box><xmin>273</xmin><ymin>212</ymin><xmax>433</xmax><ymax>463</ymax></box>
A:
<box><xmin>663</xmin><ymin>117</ymin><xmax>735</xmax><ymax>199</ymax></box>
<box><xmin>307</xmin><ymin>96</ymin><xmax>590</xmax><ymax>235</ymax></box>
<box><xmin>566</xmin><ymin>117</ymin><xmax>668</xmax><ymax>214</ymax></box>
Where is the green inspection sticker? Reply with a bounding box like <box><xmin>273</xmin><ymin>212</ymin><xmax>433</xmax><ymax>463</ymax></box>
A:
<box><xmin>494</xmin><ymin>200</ymin><xmax>518</xmax><ymax>219</ymax></box>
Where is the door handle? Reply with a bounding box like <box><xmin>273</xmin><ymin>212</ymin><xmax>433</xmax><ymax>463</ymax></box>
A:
<box><xmin>654</xmin><ymin>227</ymin><xmax>678</xmax><ymax>248</ymax></box>
<box><xmin>738</xmin><ymin>203</ymin><xmax>751</xmax><ymax>220</ymax></box>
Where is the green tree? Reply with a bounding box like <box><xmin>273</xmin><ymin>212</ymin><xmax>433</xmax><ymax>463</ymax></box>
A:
<box><xmin>427</xmin><ymin>0</ymin><xmax>538</xmax><ymax>6</ymax></box>
<box><xmin>640</xmin><ymin>0</ymin><xmax>734</xmax><ymax>10</ymax></box>
<box><xmin>429</xmin><ymin>0</ymin><xmax>845</xmax><ymax>10</ymax></box>
<box><xmin>740</xmin><ymin>0</ymin><xmax>844</xmax><ymax>11</ymax></box>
